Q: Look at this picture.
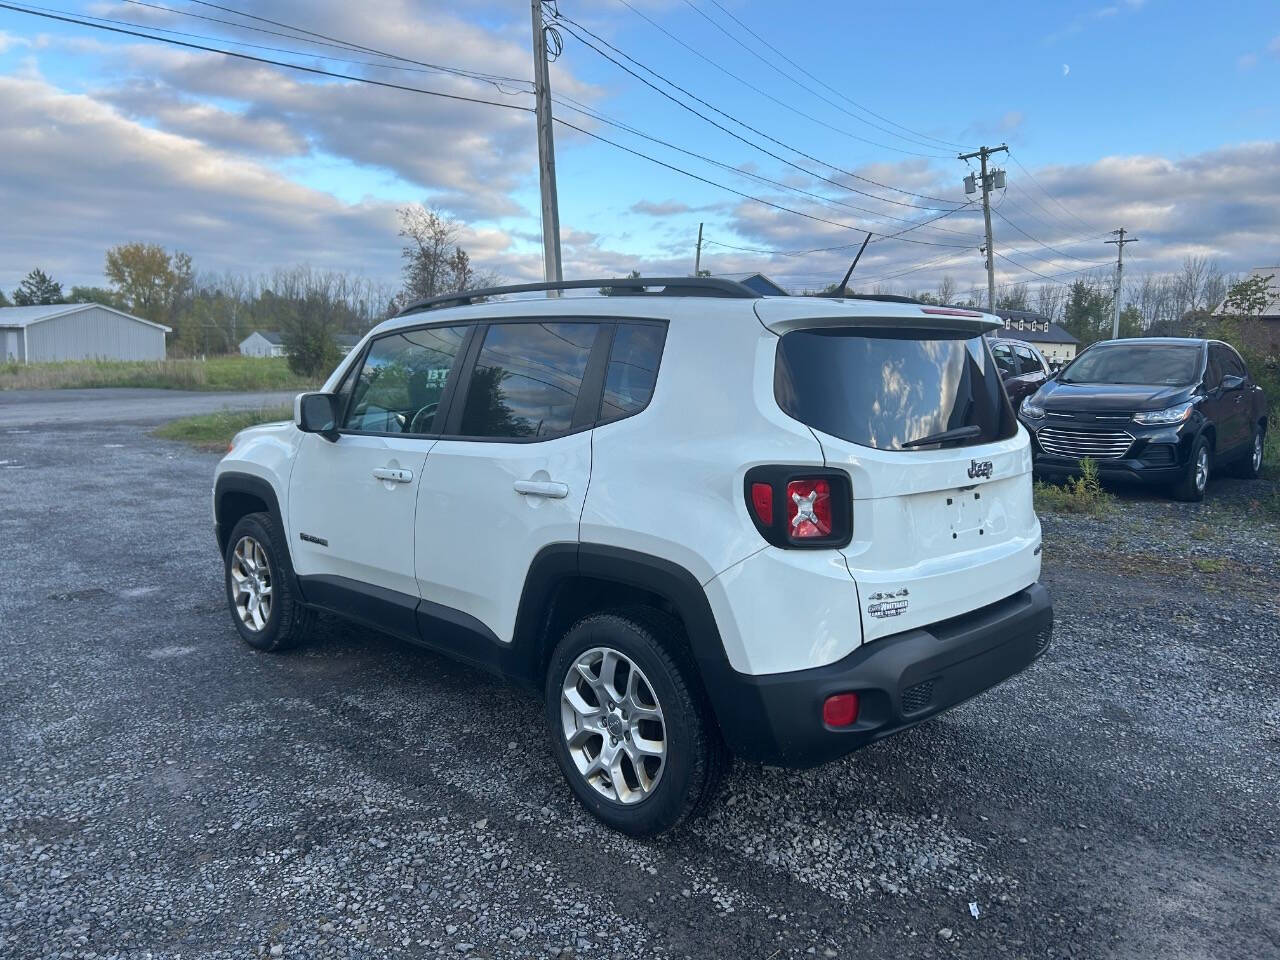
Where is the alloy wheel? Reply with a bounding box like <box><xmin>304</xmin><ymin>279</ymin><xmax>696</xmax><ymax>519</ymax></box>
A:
<box><xmin>230</xmin><ymin>535</ymin><xmax>273</xmax><ymax>631</ymax></box>
<box><xmin>1253</xmin><ymin>433</ymin><xmax>1264</xmax><ymax>472</ymax></box>
<box><xmin>560</xmin><ymin>647</ymin><xmax>667</xmax><ymax>805</ymax></box>
<box><xmin>1195</xmin><ymin>447</ymin><xmax>1209</xmax><ymax>493</ymax></box>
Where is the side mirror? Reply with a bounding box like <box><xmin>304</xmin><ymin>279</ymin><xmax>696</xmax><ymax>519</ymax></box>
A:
<box><xmin>295</xmin><ymin>392</ymin><xmax>341</xmax><ymax>442</ymax></box>
<box><xmin>1221</xmin><ymin>374</ymin><xmax>1245</xmax><ymax>392</ymax></box>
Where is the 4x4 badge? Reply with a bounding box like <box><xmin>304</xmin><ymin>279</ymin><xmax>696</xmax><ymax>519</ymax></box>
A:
<box><xmin>967</xmin><ymin>459</ymin><xmax>994</xmax><ymax>479</ymax></box>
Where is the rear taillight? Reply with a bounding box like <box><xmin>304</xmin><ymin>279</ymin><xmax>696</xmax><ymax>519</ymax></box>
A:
<box><xmin>786</xmin><ymin>478</ymin><xmax>832</xmax><ymax>539</ymax></box>
<box><xmin>743</xmin><ymin>467</ymin><xmax>851</xmax><ymax>549</ymax></box>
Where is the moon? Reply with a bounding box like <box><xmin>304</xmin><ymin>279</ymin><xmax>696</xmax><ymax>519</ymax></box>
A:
<box><xmin>1062</xmin><ymin>63</ymin><xmax>1070</xmax><ymax>77</ymax></box>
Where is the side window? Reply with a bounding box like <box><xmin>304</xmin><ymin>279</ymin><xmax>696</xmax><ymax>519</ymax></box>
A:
<box><xmin>343</xmin><ymin>325</ymin><xmax>468</xmax><ymax>434</ymax></box>
<box><xmin>1013</xmin><ymin>345</ymin><xmax>1038</xmax><ymax>373</ymax></box>
<box><xmin>1205</xmin><ymin>346</ymin><xmax>1225</xmax><ymax>388</ymax></box>
<box><xmin>457</xmin><ymin>321</ymin><xmax>601</xmax><ymax>439</ymax></box>
<box><xmin>600</xmin><ymin>322</ymin><xmax>666</xmax><ymax>422</ymax></box>
<box><xmin>991</xmin><ymin>342</ymin><xmax>1020</xmax><ymax>377</ymax></box>
<box><xmin>1221</xmin><ymin>347</ymin><xmax>1247</xmax><ymax>379</ymax></box>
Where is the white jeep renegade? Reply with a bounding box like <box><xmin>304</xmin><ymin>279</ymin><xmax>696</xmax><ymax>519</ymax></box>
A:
<box><xmin>213</xmin><ymin>277</ymin><xmax>1052</xmax><ymax>836</ymax></box>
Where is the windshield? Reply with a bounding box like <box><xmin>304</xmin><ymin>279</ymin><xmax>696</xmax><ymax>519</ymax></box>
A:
<box><xmin>1060</xmin><ymin>343</ymin><xmax>1201</xmax><ymax>385</ymax></box>
<box><xmin>774</xmin><ymin>327</ymin><xmax>1016</xmax><ymax>450</ymax></box>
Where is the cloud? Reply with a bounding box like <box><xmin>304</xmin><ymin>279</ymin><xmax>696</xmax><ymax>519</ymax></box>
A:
<box><xmin>1269</xmin><ymin>35</ymin><xmax>1280</xmax><ymax>56</ymax></box>
<box><xmin>1237</xmin><ymin>53</ymin><xmax>1258</xmax><ymax>71</ymax></box>
<box><xmin>0</xmin><ymin>30</ymin><xmax>30</xmax><ymax>54</ymax></box>
<box><xmin>630</xmin><ymin>200</ymin><xmax>693</xmax><ymax>217</ymax></box>
<box><xmin>1063</xmin><ymin>63</ymin><xmax>1071</xmax><ymax>77</ymax></box>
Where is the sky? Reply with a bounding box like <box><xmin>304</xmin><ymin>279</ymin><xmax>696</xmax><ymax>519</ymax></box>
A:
<box><xmin>0</xmin><ymin>0</ymin><xmax>1277</xmax><ymax>301</ymax></box>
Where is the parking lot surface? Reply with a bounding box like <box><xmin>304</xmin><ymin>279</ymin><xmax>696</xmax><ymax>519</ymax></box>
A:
<box><xmin>2</xmin><ymin>414</ymin><xmax>1277</xmax><ymax>959</ymax></box>
<box><xmin>0</xmin><ymin>388</ymin><xmax>298</xmax><ymax>427</ymax></box>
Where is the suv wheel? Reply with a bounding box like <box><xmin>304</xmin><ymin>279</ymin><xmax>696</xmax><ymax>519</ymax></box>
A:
<box><xmin>1230</xmin><ymin>426</ymin><xmax>1265</xmax><ymax>480</ymax></box>
<box><xmin>1172</xmin><ymin>436</ymin><xmax>1211</xmax><ymax>502</ymax></box>
<box><xmin>223</xmin><ymin>512</ymin><xmax>315</xmax><ymax>652</ymax></box>
<box><xmin>545</xmin><ymin>610</ymin><xmax>726</xmax><ymax>836</ymax></box>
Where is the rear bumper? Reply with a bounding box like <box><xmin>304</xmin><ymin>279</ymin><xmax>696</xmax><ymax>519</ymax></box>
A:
<box><xmin>709</xmin><ymin>583</ymin><xmax>1052</xmax><ymax>767</ymax></box>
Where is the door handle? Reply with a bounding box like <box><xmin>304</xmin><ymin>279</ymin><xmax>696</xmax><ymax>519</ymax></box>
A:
<box><xmin>372</xmin><ymin>467</ymin><xmax>414</xmax><ymax>483</ymax></box>
<box><xmin>514</xmin><ymin>479</ymin><xmax>569</xmax><ymax>498</ymax></box>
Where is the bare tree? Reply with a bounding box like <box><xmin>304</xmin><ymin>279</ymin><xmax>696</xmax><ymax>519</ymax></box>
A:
<box><xmin>935</xmin><ymin>275</ymin><xmax>957</xmax><ymax>306</ymax></box>
<box><xmin>1034</xmin><ymin>283</ymin><xmax>1066</xmax><ymax>323</ymax></box>
<box><xmin>996</xmin><ymin>282</ymin><xmax>1031</xmax><ymax>311</ymax></box>
<box><xmin>397</xmin><ymin>204</ymin><xmax>501</xmax><ymax>306</ymax></box>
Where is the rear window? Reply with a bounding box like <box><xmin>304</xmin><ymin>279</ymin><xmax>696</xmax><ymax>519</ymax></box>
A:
<box><xmin>774</xmin><ymin>327</ymin><xmax>1016</xmax><ymax>450</ymax></box>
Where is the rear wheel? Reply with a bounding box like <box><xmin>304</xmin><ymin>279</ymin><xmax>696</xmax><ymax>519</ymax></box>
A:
<box><xmin>223</xmin><ymin>512</ymin><xmax>314</xmax><ymax>652</ymax></box>
<box><xmin>545</xmin><ymin>609</ymin><xmax>726</xmax><ymax>836</ymax></box>
<box><xmin>1171</xmin><ymin>436</ymin><xmax>1210</xmax><ymax>502</ymax></box>
<box><xmin>1229</xmin><ymin>426</ymin><xmax>1265</xmax><ymax>479</ymax></box>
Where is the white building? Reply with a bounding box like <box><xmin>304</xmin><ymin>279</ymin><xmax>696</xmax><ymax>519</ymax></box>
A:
<box><xmin>0</xmin><ymin>303</ymin><xmax>170</xmax><ymax>363</ymax></box>
<box><xmin>238</xmin><ymin>330</ymin><xmax>286</xmax><ymax>358</ymax></box>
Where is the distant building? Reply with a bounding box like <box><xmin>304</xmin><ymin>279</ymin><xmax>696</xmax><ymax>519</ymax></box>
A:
<box><xmin>0</xmin><ymin>303</ymin><xmax>170</xmax><ymax>363</ymax></box>
<box><xmin>1214</xmin><ymin>266</ymin><xmax>1280</xmax><ymax>351</ymax></box>
<box><xmin>239</xmin><ymin>330</ymin><xmax>286</xmax><ymax>358</ymax></box>
<box><xmin>984</xmin><ymin>308</ymin><xmax>1080</xmax><ymax>367</ymax></box>
<box><xmin>239</xmin><ymin>330</ymin><xmax>364</xmax><ymax>359</ymax></box>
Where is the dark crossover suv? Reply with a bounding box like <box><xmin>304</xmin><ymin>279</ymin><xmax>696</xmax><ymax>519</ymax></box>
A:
<box><xmin>989</xmin><ymin>337</ymin><xmax>1052</xmax><ymax>406</ymax></box>
<box><xmin>1019</xmin><ymin>338</ymin><xmax>1267</xmax><ymax>501</ymax></box>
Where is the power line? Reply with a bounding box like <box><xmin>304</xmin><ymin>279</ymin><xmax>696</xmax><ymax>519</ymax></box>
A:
<box><xmin>0</xmin><ymin>3</ymin><xmax>539</xmax><ymax>112</ymax></box>
<box><xmin>683</xmin><ymin>0</ymin><xmax>954</xmax><ymax>156</ymax></box>
<box><xmin>1007</xmin><ymin>151</ymin><xmax>1104</xmax><ymax>235</ymax></box>
<box><xmin>549</xmin><ymin>10</ymin><xmax>965</xmax><ymax>211</ymax></box>
<box><xmin>613</xmin><ymin>0</ymin><xmax>953</xmax><ymax>159</ymax></box>
<box><xmin>991</xmin><ymin>208</ymin><xmax>1109</xmax><ymax>266</ymax></box>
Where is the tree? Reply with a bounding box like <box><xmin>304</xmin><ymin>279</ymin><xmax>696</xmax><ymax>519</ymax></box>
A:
<box><xmin>996</xmin><ymin>282</ymin><xmax>1030</xmax><ymax>312</ymax></box>
<box><xmin>104</xmin><ymin>243</ymin><xmax>194</xmax><ymax>329</ymax></box>
<box><xmin>67</xmin><ymin>285</ymin><xmax>126</xmax><ymax>309</ymax></box>
<box><xmin>935</xmin><ymin>275</ymin><xmax>957</xmax><ymax>306</ymax></box>
<box><xmin>397</xmin><ymin>205</ymin><xmax>499</xmax><ymax>305</ymax></box>
<box><xmin>12</xmin><ymin>268</ymin><xmax>64</xmax><ymax>305</ymax></box>
<box><xmin>1034</xmin><ymin>284</ymin><xmax>1066</xmax><ymax>323</ymax></box>
<box><xmin>1062</xmin><ymin>278</ymin><xmax>1114</xmax><ymax>345</ymax></box>
<box><xmin>1220</xmin><ymin>273</ymin><xmax>1275</xmax><ymax>318</ymax></box>
<box><xmin>0</xmin><ymin>288</ymin><xmax>9</xmax><ymax>308</ymax></box>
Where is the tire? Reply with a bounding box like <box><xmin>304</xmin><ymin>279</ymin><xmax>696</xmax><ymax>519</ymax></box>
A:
<box><xmin>1228</xmin><ymin>425</ymin><xmax>1265</xmax><ymax>480</ymax></box>
<box><xmin>545</xmin><ymin>608</ymin><xmax>727</xmax><ymax>836</ymax></box>
<box><xmin>1171</xmin><ymin>435</ymin><xmax>1211</xmax><ymax>502</ymax></box>
<box><xmin>223</xmin><ymin>512</ymin><xmax>315</xmax><ymax>652</ymax></box>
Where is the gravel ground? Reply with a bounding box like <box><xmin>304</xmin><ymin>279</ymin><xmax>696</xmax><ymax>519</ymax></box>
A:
<box><xmin>1</xmin><ymin>419</ymin><xmax>1277</xmax><ymax>959</ymax></box>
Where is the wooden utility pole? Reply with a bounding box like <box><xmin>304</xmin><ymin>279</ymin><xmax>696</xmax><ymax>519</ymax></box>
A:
<box><xmin>694</xmin><ymin>222</ymin><xmax>704</xmax><ymax>275</ymax></box>
<box><xmin>958</xmin><ymin>144</ymin><xmax>1007</xmax><ymax>311</ymax></box>
<box><xmin>1105</xmin><ymin>228</ymin><xmax>1139</xmax><ymax>339</ymax></box>
<box><xmin>530</xmin><ymin>0</ymin><xmax>563</xmax><ymax>286</ymax></box>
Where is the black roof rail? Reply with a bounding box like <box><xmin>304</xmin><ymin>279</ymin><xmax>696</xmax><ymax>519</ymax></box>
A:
<box><xmin>397</xmin><ymin>276</ymin><xmax>760</xmax><ymax>315</ymax></box>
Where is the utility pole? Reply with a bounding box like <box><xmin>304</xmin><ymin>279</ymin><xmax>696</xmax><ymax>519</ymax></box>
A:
<box><xmin>1104</xmin><ymin>228</ymin><xmax>1139</xmax><ymax>339</ymax></box>
<box><xmin>694</xmin><ymin>222</ymin><xmax>704</xmax><ymax>275</ymax></box>
<box><xmin>958</xmin><ymin>143</ymin><xmax>1007</xmax><ymax>311</ymax></box>
<box><xmin>530</xmin><ymin>0</ymin><xmax>563</xmax><ymax>286</ymax></box>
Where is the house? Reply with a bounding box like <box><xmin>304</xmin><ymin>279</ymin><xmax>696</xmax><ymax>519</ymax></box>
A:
<box><xmin>239</xmin><ymin>330</ymin><xmax>364</xmax><ymax>358</ymax></box>
<box><xmin>0</xmin><ymin>303</ymin><xmax>170</xmax><ymax>363</ymax></box>
<box><xmin>1215</xmin><ymin>266</ymin><xmax>1280</xmax><ymax>351</ymax></box>
<box><xmin>238</xmin><ymin>331</ymin><xmax>286</xmax><ymax>358</ymax></box>
<box><xmin>984</xmin><ymin>308</ymin><xmax>1080</xmax><ymax>367</ymax></box>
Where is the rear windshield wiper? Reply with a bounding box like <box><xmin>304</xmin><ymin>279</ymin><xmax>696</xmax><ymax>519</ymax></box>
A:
<box><xmin>900</xmin><ymin>424</ymin><xmax>982</xmax><ymax>448</ymax></box>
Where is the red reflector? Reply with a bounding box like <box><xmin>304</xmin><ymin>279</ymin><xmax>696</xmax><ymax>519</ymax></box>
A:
<box><xmin>750</xmin><ymin>482</ymin><xmax>774</xmax><ymax>526</ymax></box>
<box><xmin>823</xmin><ymin>692</ymin><xmax>859</xmax><ymax>727</ymax></box>
<box><xmin>786</xmin><ymin>478</ymin><xmax>832</xmax><ymax>539</ymax></box>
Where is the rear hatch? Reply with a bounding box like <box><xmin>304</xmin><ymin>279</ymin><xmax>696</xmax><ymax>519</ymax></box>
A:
<box><xmin>759</xmin><ymin>299</ymin><xmax>1041</xmax><ymax>642</ymax></box>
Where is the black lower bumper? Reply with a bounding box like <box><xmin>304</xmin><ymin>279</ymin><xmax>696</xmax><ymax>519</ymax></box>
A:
<box><xmin>1032</xmin><ymin>454</ymin><xmax>1183</xmax><ymax>485</ymax></box>
<box><xmin>710</xmin><ymin>583</ymin><xmax>1053</xmax><ymax>767</ymax></box>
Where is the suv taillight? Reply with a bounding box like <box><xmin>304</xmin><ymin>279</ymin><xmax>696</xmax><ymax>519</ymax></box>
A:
<box><xmin>744</xmin><ymin>467</ymin><xmax>852</xmax><ymax>549</ymax></box>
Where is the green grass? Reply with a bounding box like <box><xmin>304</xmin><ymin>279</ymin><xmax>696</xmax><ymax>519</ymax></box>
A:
<box><xmin>1192</xmin><ymin>556</ymin><xmax>1226</xmax><ymax>574</ymax></box>
<box><xmin>0</xmin><ymin>355</ymin><xmax>318</xmax><ymax>392</ymax></box>
<box><xmin>152</xmin><ymin>405</ymin><xmax>293</xmax><ymax>451</ymax></box>
<box><xmin>1033</xmin><ymin>458</ymin><xmax>1116</xmax><ymax>516</ymax></box>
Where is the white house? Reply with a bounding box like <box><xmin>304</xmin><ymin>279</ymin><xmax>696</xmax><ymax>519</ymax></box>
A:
<box><xmin>238</xmin><ymin>330</ymin><xmax>286</xmax><ymax>358</ymax></box>
<box><xmin>985</xmin><ymin>308</ymin><xmax>1080</xmax><ymax>367</ymax></box>
<box><xmin>0</xmin><ymin>303</ymin><xmax>170</xmax><ymax>363</ymax></box>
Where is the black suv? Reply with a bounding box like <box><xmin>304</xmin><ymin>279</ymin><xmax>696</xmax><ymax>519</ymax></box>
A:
<box><xmin>1019</xmin><ymin>337</ymin><xmax>1267</xmax><ymax>501</ymax></box>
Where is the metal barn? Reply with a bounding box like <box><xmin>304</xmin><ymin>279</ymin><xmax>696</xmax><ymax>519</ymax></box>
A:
<box><xmin>0</xmin><ymin>303</ymin><xmax>170</xmax><ymax>363</ymax></box>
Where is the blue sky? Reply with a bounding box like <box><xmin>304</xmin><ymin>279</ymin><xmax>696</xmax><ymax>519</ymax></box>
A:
<box><xmin>0</xmin><ymin>0</ymin><xmax>1277</xmax><ymax>298</ymax></box>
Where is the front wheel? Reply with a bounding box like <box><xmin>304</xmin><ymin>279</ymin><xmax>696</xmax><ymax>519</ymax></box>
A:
<box><xmin>223</xmin><ymin>512</ymin><xmax>315</xmax><ymax>651</ymax></box>
<box><xmin>1171</xmin><ymin>436</ymin><xmax>1211</xmax><ymax>502</ymax></box>
<box><xmin>545</xmin><ymin>609</ymin><xmax>726</xmax><ymax>836</ymax></box>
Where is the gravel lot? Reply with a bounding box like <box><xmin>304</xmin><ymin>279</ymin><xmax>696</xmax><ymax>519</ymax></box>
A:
<box><xmin>1</xmin><ymin>414</ymin><xmax>1277</xmax><ymax>959</ymax></box>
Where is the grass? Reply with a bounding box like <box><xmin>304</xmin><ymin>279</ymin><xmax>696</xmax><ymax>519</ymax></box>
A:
<box><xmin>1033</xmin><ymin>458</ymin><xmax>1116</xmax><ymax>516</ymax></box>
<box><xmin>1192</xmin><ymin>556</ymin><xmax>1226</xmax><ymax>574</ymax></box>
<box><xmin>152</xmin><ymin>405</ymin><xmax>293</xmax><ymax>452</ymax></box>
<box><xmin>0</xmin><ymin>355</ymin><xmax>318</xmax><ymax>392</ymax></box>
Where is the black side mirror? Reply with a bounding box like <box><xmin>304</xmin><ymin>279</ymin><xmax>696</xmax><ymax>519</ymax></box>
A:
<box><xmin>1221</xmin><ymin>374</ymin><xmax>1245</xmax><ymax>392</ymax></box>
<box><xmin>296</xmin><ymin>392</ymin><xmax>341</xmax><ymax>442</ymax></box>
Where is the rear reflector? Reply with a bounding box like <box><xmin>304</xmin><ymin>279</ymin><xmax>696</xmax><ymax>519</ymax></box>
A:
<box><xmin>786</xmin><ymin>478</ymin><xmax>832</xmax><ymax>540</ymax></box>
<box><xmin>823</xmin><ymin>692</ymin><xmax>859</xmax><ymax>727</ymax></box>
<box><xmin>749</xmin><ymin>481</ymin><xmax>774</xmax><ymax>526</ymax></box>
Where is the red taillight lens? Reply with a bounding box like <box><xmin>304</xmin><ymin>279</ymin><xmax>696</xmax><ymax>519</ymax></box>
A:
<box><xmin>786</xmin><ymin>478</ymin><xmax>832</xmax><ymax>539</ymax></box>
<box><xmin>749</xmin><ymin>482</ymin><xmax>773</xmax><ymax>526</ymax></box>
<box><xmin>823</xmin><ymin>692</ymin><xmax>859</xmax><ymax>727</ymax></box>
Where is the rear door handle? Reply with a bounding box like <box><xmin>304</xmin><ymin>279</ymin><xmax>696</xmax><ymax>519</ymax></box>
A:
<box><xmin>514</xmin><ymin>479</ymin><xmax>569</xmax><ymax>498</ymax></box>
<box><xmin>372</xmin><ymin>467</ymin><xmax>414</xmax><ymax>483</ymax></box>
